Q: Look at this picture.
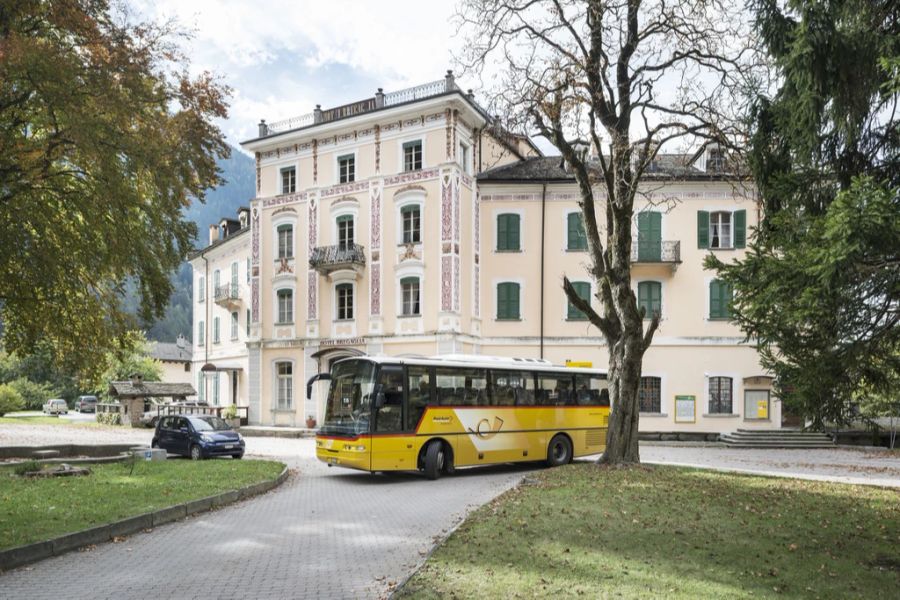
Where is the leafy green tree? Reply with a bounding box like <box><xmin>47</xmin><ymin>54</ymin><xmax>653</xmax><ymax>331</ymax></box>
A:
<box><xmin>0</xmin><ymin>383</ymin><xmax>24</xmax><ymax>416</ymax></box>
<box><xmin>8</xmin><ymin>377</ymin><xmax>58</xmax><ymax>410</ymax></box>
<box><xmin>96</xmin><ymin>331</ymin><xmax>162</xmax><ymax>400</ymax></box>
<box><xmin>708</xmin><ymin>1</ymin><xmax>899</xmax><ymax>427</ymax></box>
<box><xmin>0</xmin><ymin>0</ymin><xmax>229</xmax><ymax>381</ymax></box>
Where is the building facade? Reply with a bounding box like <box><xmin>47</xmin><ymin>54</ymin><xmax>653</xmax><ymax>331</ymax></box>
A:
<box><xmin>191</xmin><ymin>73</ymin><xmax>778</xmax><ymax>434</ymax></box>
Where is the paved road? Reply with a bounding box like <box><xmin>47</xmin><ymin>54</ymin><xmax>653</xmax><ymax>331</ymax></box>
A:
<box><xmin>2</xmin><ymin>425</ymin><xmax>899</xmax><ymax>599</ymax></box>
<box><xmin>0</xmin><ymin>434</ymin><xmax>531</xmax><ymax>600</ymax></box>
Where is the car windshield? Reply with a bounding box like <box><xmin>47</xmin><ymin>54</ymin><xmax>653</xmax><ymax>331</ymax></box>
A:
<box><xmin>81</xmin><ymin>396</ymin><xmax>97</xmax><ymax>402</ymax></box>
<box><xmin>189</xmin><ymin>416</ymin><xmax>231</xmax><ymax>431</ymax></box>
<box><xmin>321</xmin><ymin>359</ymin><xmax>377</xmax><ymax>436</ymax></box>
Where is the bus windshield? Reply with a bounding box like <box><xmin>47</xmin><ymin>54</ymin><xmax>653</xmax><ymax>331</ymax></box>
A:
<box><xmin>321</xmin><ymin>359</ymin><xmax>377</xmax><ymax>436</ymax></box>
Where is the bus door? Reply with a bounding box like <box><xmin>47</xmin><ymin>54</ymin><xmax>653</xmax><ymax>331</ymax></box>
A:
<box><xmin>371</xmin><ymin>365</ymin><xmax>414</xmax><ymax>470</ymax></box>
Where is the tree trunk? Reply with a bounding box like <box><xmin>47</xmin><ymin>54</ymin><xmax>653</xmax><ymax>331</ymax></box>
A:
<box><xmin>600</xmin><ymin>330</ymin><xmax>645</xmax><ymax>464</ymax></box>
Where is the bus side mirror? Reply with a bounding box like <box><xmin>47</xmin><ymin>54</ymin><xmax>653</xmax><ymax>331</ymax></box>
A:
<box><xmin>306</xmin><ymin>373</ymin><xmax>332</xmax><ymax>400</ymax></box>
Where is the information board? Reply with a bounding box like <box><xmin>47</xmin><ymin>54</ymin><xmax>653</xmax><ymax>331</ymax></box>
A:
<box><xmin>674</xmin><ymin>395</ymin><xmax>696</xmax><ymax>423</ymax></box>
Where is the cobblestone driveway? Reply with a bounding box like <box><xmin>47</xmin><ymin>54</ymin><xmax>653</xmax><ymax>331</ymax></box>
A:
<box><xmin>0</xmin><ymin>428</ymin><xmax>531</xmax><ymax>600</ymax></box>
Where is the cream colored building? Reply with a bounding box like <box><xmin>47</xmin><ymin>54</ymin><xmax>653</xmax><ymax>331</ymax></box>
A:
<box><xmin>149</xmin><ymin>336</ymin><xmax>193</xmax><ymax>385</ymax></box>
<box><xmin>189</xmin><ymin>209</ymin><xmax>252</xmax><ymax>408</ymax></box>
<box><xmin>192</xmin><ymin>72</ymin><xmax>778</xmax><ymax>434</ymax></box>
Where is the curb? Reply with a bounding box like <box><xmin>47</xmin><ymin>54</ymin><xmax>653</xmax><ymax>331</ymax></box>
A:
<box><xmin>238</xmin><ymin>427</ymin><xmax>316</xmax><ymax>439</ymax></box>
<box><xmin>0</xmin><ymin>464</ymin><xmax>289</xmax><ymax>572</ymax></box>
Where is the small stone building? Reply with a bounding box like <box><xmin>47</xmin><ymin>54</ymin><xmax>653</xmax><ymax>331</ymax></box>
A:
<box><xmin>108</xmin><ymin>379</ymin><xmax>196</xmax><ymax>428</ymax></box>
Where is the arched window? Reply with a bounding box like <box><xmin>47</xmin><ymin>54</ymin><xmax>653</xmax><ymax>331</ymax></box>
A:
<box><xmin>336</xmin><ymin>283</ymin><xmax>354</xmax><ymax>320</ymax></box>
<box><xmin>276</xmin><ymin>289</ymin><xmax>293</xmax><ymax>324</ymax></box>
<box><xmin>401</xmin><ymin>205</ymin><xmax>421</xmax><ymax>243</ymax></box>
<box><xmin>336</xmin><ymin>215</ymin><xmax>354</xmax><ymax>250</ymax></box>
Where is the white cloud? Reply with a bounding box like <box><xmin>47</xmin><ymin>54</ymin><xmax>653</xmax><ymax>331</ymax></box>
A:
<box><xmin>128</xmin><ymin>0</ymin><xmax>463</xmax><ymax>150</ymax></box>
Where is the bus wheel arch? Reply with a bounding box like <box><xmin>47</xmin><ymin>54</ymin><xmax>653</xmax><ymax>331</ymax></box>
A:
<box><xmin>420</xmin><ymin>439</ymin><xmax>453</xmax><ymax>480</ymax></box>
<box><xmin>546</xmin><ymin>433</ymin><xmax>573</xmax><ymax>467</ymax></box>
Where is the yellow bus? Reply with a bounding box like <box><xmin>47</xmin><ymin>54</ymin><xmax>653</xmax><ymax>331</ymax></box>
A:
<box><xmin>308</xmin><ymin>355</ymin><xmax>609</xmax><ymax>479</ymax></box>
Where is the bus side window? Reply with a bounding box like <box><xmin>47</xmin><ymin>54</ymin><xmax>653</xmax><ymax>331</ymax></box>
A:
<box><xmin>539</xmin><ymin>375</ymin><xmax>574</xmax><ymax>406</ymax></box>
<box><xmin>406</xmin><ymin>367</ymin><xmax>430</xmax><ymax>430</ymax></box>
<box><xmin>375</xmin><ymin>367</ymin><xmax>404</xmax><ymax>433</ymax></box>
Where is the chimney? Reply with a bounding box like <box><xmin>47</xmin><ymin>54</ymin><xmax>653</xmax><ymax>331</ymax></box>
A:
<box><xmin>176</xmin><ymin>334</ymin><xmax>186</xmax><ymax>349</ymax></box>
<box><xmin>209</xmin><ymin>224</ymin><xmax>219</xmax><ymax>245</ymax></box>
<box><xmin>258</xmin><ymin>119</ymin><xmax>268</xmax><ymax>137</ymax></box>
<box><xmin>375</xmin><ymin>88</ymin><xmax>384</xmax><ymax>108</ymax></box>
<box><xmin>313</xmin><ymin>104</ymin><xmax>323</xmax><ymax>124</ymax></box>
<box><xmin>445</xmin><ymin>70</ymin><xmax>456</xmax><ymax>91</ymax></box>
<box><xmin>130</xmin><ymin>373</ymin><xmax>144</xmax><ymax>386</ymax></box>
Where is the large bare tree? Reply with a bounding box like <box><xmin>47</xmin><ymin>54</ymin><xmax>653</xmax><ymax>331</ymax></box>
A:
<box><xmin>458</xmin><ymin>0</ymin><xmax>758</xmax><ymax>463</ymax></box>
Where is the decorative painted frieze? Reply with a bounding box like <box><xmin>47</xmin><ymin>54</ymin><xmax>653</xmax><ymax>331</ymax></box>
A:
<box><xmin>383</xmin><ymin>167</ymin><xmax>439</xmax><ymax>187</ymax></box>
<box><xmin>262</xmin><ymin>191</ymin><xmax>308</xmax><ymax>209</ymax></box>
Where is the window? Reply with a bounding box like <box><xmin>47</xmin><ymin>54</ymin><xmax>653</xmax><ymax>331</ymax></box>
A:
<box><xmin>403</xmin><ymin>140</ymin><xmax>422</xmax><ymax>172</ymax></box>
<box><xmin>496</xmin><ymin>213</ymin><xmax>521</xmax><ymax>251</ymax></box>
<box><xmin>197</xmin><ymin>372</ymin><xmax>205</xmax><ymax>403</ymax></box>
<box><xmin>639</xmin><ymin>376</ymin><xmax>661</xmax><ymax>412</ymax></box>
<box><xmin>246</xmin><ymin>309</ymin><xmax>250</xmax><ymax>337</ymax></box>
<box><xmin>276</xmin><ymin>289</ymin><xmax>293</xmax><ymax>324</ymax></box>
<box><xmin>212</xmin><ymin>374</ymin><xmax>220</xmax><ymax>405</ymax></box>
<box><xmin>198</xmin><ymin>320</ymin><xmax>205</xmax><ymax>345</ymax></box>
<box><xmin>198</xmin><ymin>277</ymin><xmax>205</xmax><ymax>303</ymax></box>
<box><xmin>491</xmin><ymin>371</ymin><xmax>535</xmax><ymax>406</ymax></box>
<box><xmin>496</xmin><ymin>282</ymin><xmax>520</xmax><ymax>320</ymax></box>
<box><xmin>213</xmin><ymin>317</ymin><xmax>220</xmax><ymax>344</ymax></box>
<box><xmin>435</xmin><ymin>367</ymin><xmax>488</xmax><ymax>406</ymax></box>
<box><xmin>709</xmin><ymin>376</ymin><xmax>733</xmax><ymax>414</ymax></box>
<box><xmin>230</xmin><ymin>311</ymin><xmax>238</xmax><ymax>340</ymax></box>
<box><xmin>277</xmin><ymin>224</ymin><xmax>293</xmax><ymax>259</ymax></box>
<box><xmin>280</xmin><ymin>166</ymin><xmax>296</xmax><ymax>194</ymax></box>
<box><xmin>230</xmin><ymin>261</ymin><xmax>238</xmax><ymax>291</ymax></box>
<box><xmin>336</xmin><ymin>283</ymin><xmax>354</xmax><ymax>320</ymax></box>
<box><xmin>698</xmin><ymin>210</ymin><xmax>746</xmax><ymax>249</ymax></box>
<box><xmin>567</xmin><ymin>212</ymin><xmax>588</xmax><ymax>250</ymax></box>
<box><xmin>276</xmin><ymin>362</ymin><xmax>292</xmax><ymax>409</ymax></box>
<box><xmin>336</xmin><ymin>215</ymin><xmax>354</xmax><ymax>250</ymax></box>
<box><xmin>246</xmin><ymin>258</ymin><xmax>250</xmax><ymax>283</ymax></box>
<box><xmin>401</xmin><ymin>205</ymin><xmax>421</xmax><ymax>243</ymax></box>
<box><xmin>374</xmin><ymin>366</ymin><xmax>404</xmax><ymax>433</ymax></box>
<box><xmin>575</xmin><ymin>375</ymin><xmax>609</xmax><ymax>406</ymax></box>
<box><xmin>407</xmin><ymin>367</ymin><xmax>431</xmax><ymax>430</ymax></box>
<box><xmin>338</xmin><ymin>154</ymin><xmax>355</xmax><ymax>183</ymax></box>
<box><xmin>401</xmin><ymin>277</ymin><xmax>421</xmax><ymax>316</ymax></box>
<box><xmin>708</xmin><ymin>147</ymin><xmax>726</xmax><ymax>172</ymax></box>
<box><xmin>459</xmin><ymin>142</ymin><xmax>471</xmax><ymax>174</ymax></box>
<box><xmin>536</xmin><ymin>374</ymin><xmax>574</xmax><ymax>406</ymax></box>
<box><xmin>709</xmin><ymin>279</ymin><xmax>732</xmax><ymax>319</ymax></box>
<box><xmin>213</xmin><ymin>269</ymin><xmax>220</xmax><ymax>291</ymax></box>
<box><xmin>567</xmin><ymin>281</ymin><xmax>591</xmax><ymax>320</ymax></box>
<box><xmin>637</xmin><ymin>212</ymin><xmax>662</xmax><ymax>261</ymax></box>
<box><xmin>638</xmin><ymin>281</ymin><xmax>662</xmax><ymax>319</ymax></box>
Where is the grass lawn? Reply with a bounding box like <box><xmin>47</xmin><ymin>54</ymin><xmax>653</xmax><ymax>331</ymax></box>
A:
<box><xmin>398</xmin><ymin>464</ymin><xmax>900</xmax><ymax>600</ymax></box>
<box><xmin>0</xmin><ymin>459</ymin><xmax>284</xmax><ymax>550</ymax></box>
<box><xmin>0</xmin><ymin>415</ymin><xmax>102</xmax><ymax>427</ymax></box>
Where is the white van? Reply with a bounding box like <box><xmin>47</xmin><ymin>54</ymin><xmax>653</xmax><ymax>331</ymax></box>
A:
<box><xmin>43</xmin><ymin>399</ymin><xmax>68</xmax><ymax>415</ymax></box>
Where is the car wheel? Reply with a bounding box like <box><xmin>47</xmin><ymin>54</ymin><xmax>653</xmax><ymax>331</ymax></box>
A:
<box><xmin>546</xmin><ymin>434</ymin><xmax>572</xmax><ymax>467</ymax></box>
<box><xmin>232</xmin><ymin>453</ymin><xmax>243</xmax><ymax>460</ymax></box>
<box><xmin>190</xmin><ymin>444</ymin><xmax>203</xmax><ymax>461</ymax></box>
<box><xmin>423</xmin><ymin>441</ymin><xmax>445</xmax><ymax>481</ymax></box>
<box><xmin>151</xmin><ymin>439</ymin><xmax>159</xmax><ymax>449</ymax></box>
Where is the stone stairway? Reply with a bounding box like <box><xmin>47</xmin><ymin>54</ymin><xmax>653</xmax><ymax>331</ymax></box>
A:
<box><xmin>719</xmin><ymin>428</ymin><xmax>835</xmax><ymax>448</ymax></box>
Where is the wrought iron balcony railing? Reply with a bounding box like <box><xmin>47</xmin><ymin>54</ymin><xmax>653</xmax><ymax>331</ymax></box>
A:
<box><xmin>631</xmin><ymin>240</ymin><xmax>681</xmax><ymax>264</ymax></box>
<box><xmin>309</xmin><ymin>244</ymin><xmax>366</xmax><ymax>275</ymax></box>
<box><xmin>214</xmin><ymin>284</ymin><xmax>241</xmax><ymax>305</ymax></box>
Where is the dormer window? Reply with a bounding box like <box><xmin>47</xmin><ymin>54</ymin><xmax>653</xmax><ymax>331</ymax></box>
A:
<box><xmin>707</xmin><ymin>147</ymin><xmax>726</xmax><ymax>172</ymax></box>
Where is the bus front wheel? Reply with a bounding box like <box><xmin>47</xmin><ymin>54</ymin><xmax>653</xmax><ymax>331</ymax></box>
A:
<box><xmin>423</xmin><ymin>441</ymin><xmax>446</xmax><ymax>480</ymax></box>
<box><xmin>546</xmin><ymin>434</ymin><xmax>572</xmax><ymax>467</ymax></box>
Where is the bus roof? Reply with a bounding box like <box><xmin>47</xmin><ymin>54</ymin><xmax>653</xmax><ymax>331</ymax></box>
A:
<box><xmin>332</xmin><ymin>354</ymin><xmax>606</xmax><ymax>376</ymax></box>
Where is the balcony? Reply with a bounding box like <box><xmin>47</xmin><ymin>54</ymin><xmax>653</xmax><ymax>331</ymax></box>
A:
<box><xmin>309</xmin><ymin>244</ymin><xmax>366</xmax><ymax>278</ymax></box>
<box><xmin>214</xmin><ymin>283</ymin><xmax>242</xmax><ymax>308</ymax></box>
<box><xmin>631</xmin><ymin>241</ymin><xmax>681</xmax><ymax>269</ymax></box>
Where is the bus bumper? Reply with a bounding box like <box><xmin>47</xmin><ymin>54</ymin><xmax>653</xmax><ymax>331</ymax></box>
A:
<box><xmin>316</xmin><ymin>436</ymin><xmax>371</xmax><ymax>471</ymax></box>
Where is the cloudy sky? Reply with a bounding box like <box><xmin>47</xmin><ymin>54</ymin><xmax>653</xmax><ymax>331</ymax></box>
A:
<box><xmin>130</xmin><ymin>0</ymin><xmax>482</xmax><ymax>153</ymax></box>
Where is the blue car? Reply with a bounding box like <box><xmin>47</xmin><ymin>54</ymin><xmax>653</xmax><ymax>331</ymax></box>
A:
<box><xmin>152</xmin><ymin>414</ymin><xmax>245</xmax><ymax>460</ymax></box>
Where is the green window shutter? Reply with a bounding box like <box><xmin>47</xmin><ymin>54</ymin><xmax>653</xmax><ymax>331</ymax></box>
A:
<box><xmin>497</xmin><ymin>282</ymin><xmax>520</xmax><ymax>319</ymax></box>
<box><xmin>710</xmin><ymin>280</ymin><xmax>732</xmax><ymax>319</ymax></box>
<box><xmin>734</xmin><ymin>209</ymin><xmax>746</xmax><ymax>248</ymax></box>
<box><xmin>497</xmin><ymin>214</ymin><xmax>520</xmax><ymax>250</ymax></box>
<box><xmin>567</xmin><ymin>282</ymin><xmax>591</xmax><ymax>320</ymax></box>
<box><xmin>697</xmin><ymin>210</ymin><xmax>709</xmax><ymax>249</ymax></box>
<box><xmin>568</xmin><ymin>212</ymin><xmax>587</xmax><ymax>250</ymax></box>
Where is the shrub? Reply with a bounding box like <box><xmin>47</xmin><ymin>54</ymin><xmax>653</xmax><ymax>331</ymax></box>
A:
<box><xmin>13</xmin><ymin>461</ymin><xmax>41</xmax><ymax>476</ymax></box>
<box><xmin>9</xmin><ymin>377</ymin><xmax>59</xmax><ymax>410</ymax></box>
<box><xmin>0</xmin><ymin>383</ymin><xmax>24</xmax><ymax>416</ymax></box>
<box><xmin>96</xmin><ymin>411</ymin><xmax>122</xmax><ymax>426</ymax></box>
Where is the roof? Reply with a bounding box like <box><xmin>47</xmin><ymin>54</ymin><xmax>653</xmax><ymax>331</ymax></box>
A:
<box><xmin>477</xmin><ymin>154</ymin><xmax>736</xmax><ymax>183</ymax></box>
<box><xmin>149</xmin><ymin>342</ymin><xmax>192</xmax><ymax>363</ymax></box>
<box><xmin>108</xmin><ymin>381</ymin><xmax>197</xmax><ymax>398</ymax></box>
<box><xmin>333</xmin><ymin>354</ymin><xmax>606</xmax><ymax>376</ymax></box>
<box><xmin>188</xmin><ymin>226</ymin><xmax>249</xmax><ymax>260</ymax></box>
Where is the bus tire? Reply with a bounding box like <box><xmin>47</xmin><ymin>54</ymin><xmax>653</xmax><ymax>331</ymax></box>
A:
<box><xmin>424</xmin><ymin>441</ymin><xmax>445</xmax><ymax>480</ymax></box>
<box><xmin>546</xmin><ymin>434</ymin><xmax>572</xmax><ymax>467</ymax></box>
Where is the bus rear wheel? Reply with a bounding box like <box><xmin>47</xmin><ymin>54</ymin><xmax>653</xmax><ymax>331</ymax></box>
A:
<box><xmin>423</xmin><ymin>441</ymin><xmax>446</xmax><ymax>480</ymax></box>
<box><xmin>546</xmin><ymin>434</ymin><xmax>572</xmax><ymax>467</ymax></box>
